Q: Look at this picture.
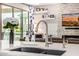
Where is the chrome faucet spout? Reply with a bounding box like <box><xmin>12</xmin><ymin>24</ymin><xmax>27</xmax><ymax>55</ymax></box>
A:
<box><xmin>35</xmin><ymin>20</ymin><xmax>49</xmax><ymax>47</ymax></box>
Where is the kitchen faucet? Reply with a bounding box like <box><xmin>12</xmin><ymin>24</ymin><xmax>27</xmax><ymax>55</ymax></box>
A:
<box><xmin>35</xmin><ymin>20</ymin><xmax>51</xmax><ymax>47</ymax></box>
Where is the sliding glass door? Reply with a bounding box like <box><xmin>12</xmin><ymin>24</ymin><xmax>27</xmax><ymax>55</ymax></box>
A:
<box><xmin>23</xmin><ymin>11</ymin><xmax>28</xmax><ymax>38</ymax></box>
<box><xmin>1</xmin><ymin>4</ymin><xmax>29</xmax><ymax>41</ymax></box>
<box><xmin>14</xmin><ymin>8</ymin><xmax>21</xmax><ymax>41</ymax></box>
<box><xmin>2</xmin><ymin>5</ymin><xmax>12</xmax><ymax>40</ymax></box>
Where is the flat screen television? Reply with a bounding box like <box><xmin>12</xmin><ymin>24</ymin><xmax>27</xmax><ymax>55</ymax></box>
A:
<box><xmin>62</xmin><ymin>16</ymin><xmax>79</xmax><ymax>26</ymax></box>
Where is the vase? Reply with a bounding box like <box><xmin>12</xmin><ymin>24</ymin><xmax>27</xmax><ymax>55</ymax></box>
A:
<box><xmin>9</xmin><ymin>29</ymin><xmax>14</xmax><ymax>44</ymax></box>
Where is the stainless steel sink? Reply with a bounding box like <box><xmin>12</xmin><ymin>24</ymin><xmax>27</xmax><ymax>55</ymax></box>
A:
<box><xmin>10</xmin><ymin>47</ymin><xmax>66</xmax><ymax>56</ymax></box>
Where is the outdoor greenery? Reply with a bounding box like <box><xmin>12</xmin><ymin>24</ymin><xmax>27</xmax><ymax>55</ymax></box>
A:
<box><xmin>3</xmin><ymin>22</ymin><xmax>18</xmax><ymax>29</ymax></box>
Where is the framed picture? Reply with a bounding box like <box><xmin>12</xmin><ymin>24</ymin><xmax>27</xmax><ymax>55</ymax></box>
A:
<box><xmin>62</xmin><ymin>13</ymin><xmax>79</xmax><ymax>26</ymax></box>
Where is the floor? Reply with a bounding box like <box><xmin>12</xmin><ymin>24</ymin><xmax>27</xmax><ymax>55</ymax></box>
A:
<box><xmin>0</xmin><ymin>40</ymin><xmax>79</xmax><ymax>56</ymax></box>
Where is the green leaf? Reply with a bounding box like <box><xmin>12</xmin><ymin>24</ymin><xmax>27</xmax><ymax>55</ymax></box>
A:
<box><xmin>3</xmin><ymin>22</ymin><xmax>18</xmax><ymax>29</ymax></box>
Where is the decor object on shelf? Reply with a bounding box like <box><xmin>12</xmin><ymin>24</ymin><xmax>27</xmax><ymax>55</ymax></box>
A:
<box><xmin>42</xmin><ymin>14</ymin><xmax>55</xmax><ymax>19</ymax></box>
<box><xmin>3</xmin><ymin>17</ymin><xmax>19</xmax><ymax>44</ymax></box>
<box><xmin>49</xmin><ymin>15</ymin><xmax>55</xmax><ymax>18</ymax></box>
<box><xmin>36</xmin><ymin>8</ymin><xmax>48</xmax><ymax>12</ymax></box>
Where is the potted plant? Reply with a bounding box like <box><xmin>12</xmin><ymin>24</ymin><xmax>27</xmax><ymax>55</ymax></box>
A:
<box><xmin>3</xmin><ymin>17</ymin><xmax>19</xmax><ymax>44</ymax></box>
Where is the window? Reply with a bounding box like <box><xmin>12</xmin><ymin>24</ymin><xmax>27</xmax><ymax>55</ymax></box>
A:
<box><xmin>2</xmin><ymin>5</ymin><xmax>12</xmax><ymax>40</ymax></box>
<box><xmin>23</xmin><ymin>11</ymin><xmax>28</xmax><ymax>37</ymax></box>
<box><xmin>14</xmin><ymin>8</ymin><xmax>21</xmax><ymax>40</ymax></box>
<box><xmin>1</xmin><ymin>4</ymin><xmax>29</xmax><ymax>40</ymax></box>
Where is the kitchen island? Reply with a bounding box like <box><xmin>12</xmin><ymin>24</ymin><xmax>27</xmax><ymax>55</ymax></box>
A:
<box><xmin>0</xmin><ymin>40</ymin><xmax>79</xmax><ymax>56</ymax></box>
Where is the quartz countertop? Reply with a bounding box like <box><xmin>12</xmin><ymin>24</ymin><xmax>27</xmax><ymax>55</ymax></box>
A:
<box><xmin>0</xmin><ymin>41</ymin><xmax>65</xmax><ymax>56</ymax></box>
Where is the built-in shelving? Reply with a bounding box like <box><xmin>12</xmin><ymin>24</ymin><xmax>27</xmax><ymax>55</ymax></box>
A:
<box><xmin>65</xmin><ymin>27</ymin><xmax>79</xmax><ymax>29</ymax></box>
<box><xmin>34</xmin><ymin>11</ymin><xmax>48</xmax><ymax>15</ymax></box>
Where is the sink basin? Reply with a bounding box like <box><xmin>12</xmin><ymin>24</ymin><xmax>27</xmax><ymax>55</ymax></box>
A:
<box><xmin>10</xmin><ymin>47</ymin><xmax>66</xmax><ymax>56</ymax></box>
<box><xmin>10</xmin><ymin>47</ymin><xmax>44</xmax><ymax>53</ymax></box>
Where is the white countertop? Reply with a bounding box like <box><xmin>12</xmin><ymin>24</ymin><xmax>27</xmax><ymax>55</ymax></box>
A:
<box><xmin>1</xmin><ymin>40</ymin><xmax>79</xmax><ymax>56</ymax></box>
<box><xmin>0</xmin><ymin>41</ymin><xmax>65</xmax><ymax>56</ymax></box>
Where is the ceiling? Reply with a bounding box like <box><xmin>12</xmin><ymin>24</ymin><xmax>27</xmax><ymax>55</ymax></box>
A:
<box><xmin>3</xmin><ymin>3</ymin><xmax>29</xmax><ymax>11</ymax></box>
<box><xmin>20</xmin><ymin>0</ymin><xmax>78</xmax><ymax>5</ymax></box>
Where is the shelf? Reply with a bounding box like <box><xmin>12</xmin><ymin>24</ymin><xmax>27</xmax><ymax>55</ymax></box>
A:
<box><xmin>34</xmin><ymin>11</ymin><xmax>48</xmax><ymax>14</ymax></box>
<box><xmin>44</xmin><ymin>18</ymin><xmax>55</xmax><ymax>20</ymax></box>
<box><xmin>65</xmin><ymin>28</ymin><xmax>79</xmax><ymax>29</ymax></box>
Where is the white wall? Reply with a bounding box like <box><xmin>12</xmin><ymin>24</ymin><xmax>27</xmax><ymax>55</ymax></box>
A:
<box><xmin>34</xmin><ymin>3</ymin><xmax>79</xmax><ymax>38</ymax></box>
<box><xmin>34</xmin><ymin>4</ymin><xmax>62</xmax><ymax>37</ymax></box>
<box><xmin>45</xmin><ymin>4</ymin><xmax>62</xmax><ymax>37</ymax></box>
